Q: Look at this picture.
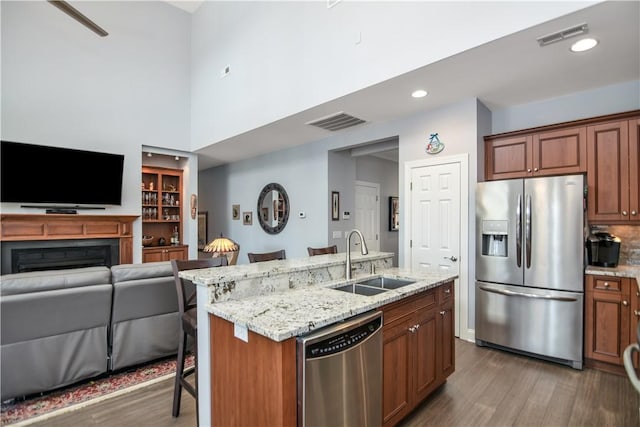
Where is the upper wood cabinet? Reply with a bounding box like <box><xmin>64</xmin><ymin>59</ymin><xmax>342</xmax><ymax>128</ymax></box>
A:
<box><xmin>485</xmin><ymin>126</ymin><xmax>587</xmax><ymax>180</ymax></box>
<box><xmin>587</xmin><ymin>118</ymin><xmax>640</xmax><ymax>223</ymax></box>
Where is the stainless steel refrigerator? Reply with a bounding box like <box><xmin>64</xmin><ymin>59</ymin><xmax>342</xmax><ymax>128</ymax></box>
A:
<box><xmin>475</xmin><ymin>174</ymin><xmax>585</xmax><ymax>369</ymax></box>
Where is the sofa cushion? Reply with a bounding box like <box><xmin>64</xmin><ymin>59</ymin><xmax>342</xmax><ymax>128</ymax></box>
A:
<box><xmin>0</xmin><ymin>266</ymin><xmax>111</xmax><ymax>296</ymax></box>
<box><xmin>110</xmin><ymin>261</ymin><xmax>172</xmax><ymax>283</ymax></box>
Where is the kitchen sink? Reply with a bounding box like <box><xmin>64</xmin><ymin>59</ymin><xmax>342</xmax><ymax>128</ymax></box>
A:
<box><xmin>356</xmin><ymin>277</ymin><xmax>416</xmax><ymax>289</ymax></box>
<box><xmin>333</xmin><ymin>284</ymin><xmax>390</xmax><ymax>296</ymax></box>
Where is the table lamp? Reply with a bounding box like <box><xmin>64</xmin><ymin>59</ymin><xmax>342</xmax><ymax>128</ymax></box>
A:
<box><xmin>204</xmin><ymin>234</ymin><xmax>239</xmax><ymax>265</ymax></box>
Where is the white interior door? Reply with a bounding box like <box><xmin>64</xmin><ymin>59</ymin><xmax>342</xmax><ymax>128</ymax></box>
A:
<box><xmin>411</xmin><ymin>163</ymin><xmax>460</xmax><ymax>272</ymax></box>
<box><xmin>407</xmin><ymin>156</ymin><xmax>468</xmax><ymax>339</ymax></box>
<box><xmin>355</xmin><ymin>181</ymin><xmax>380</xmax><ymax>252</ymax></box>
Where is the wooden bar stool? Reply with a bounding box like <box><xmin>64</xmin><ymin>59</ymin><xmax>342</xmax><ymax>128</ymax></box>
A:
<box><xmin>247</xmin><ymin>249</ymin><xmax>286</xmax><ymax>263</ymax></box>
<box><xmin>307</xmin><ymin>245</ymin><xmax>338</xmax><ymax>256</ymax></box>
<box><xmin>170</xmin><ymin>257</ymin><xmax>227</xmax><ymax>423</ymax></box>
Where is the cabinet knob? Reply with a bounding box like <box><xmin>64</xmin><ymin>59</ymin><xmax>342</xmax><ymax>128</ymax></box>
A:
<box><xmin>527</xmin><ymin>169</ymin><xmax>532</xmax><ymax>173</ymax></box>
<box><xmin>409</xmin><ymin>326</ymin><xmax>416</xmax><ymax>333</ymax></box>
<box><xmin>632</xmin><ymin>210</ymin><xmax>638</xmax><ymax>216</ymax></box>
<box><xmin>440</xmin><ymin>311</ymin><xmax>446</xmax><ymax>316</ymax></box>
<box><xmin>603</xmin><ymin>282</ymin><xmax>610</xmax><ymax>288</ymax></box>
<box><xmin>534</xmin><ymin>167</ymin><xmax>538</xmax><ymax>172</ymax></box>
<box><xmin>622</xmin><ymin>300</ymin><xmax>629</xmax><ymax>306</ymax></box>
<box><xmin>635</xmin><ymin>310</ymin><xmax>640</xmax><ymax>317</ymax></box>
<box><xmin>444</xmin><ymin>288</ymin><xmax>451</xmax><ymax>294</ymax></box>
<box><xmin>622</xmin><ymin>211</ymin><xmax>628</xmax><ymax>216</ymax></box>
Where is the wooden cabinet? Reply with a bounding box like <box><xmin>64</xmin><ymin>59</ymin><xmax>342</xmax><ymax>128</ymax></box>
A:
<box><xmin>485</xmin><ymin>126</ymin><xmax>586</xmax><ymax>180</ymax></box>
<box><xmin>142</xmin><ymin>244</ymin><xmax>187</xmax><ymax>263</ymax></box>
<box><xmin>587</xmin><ymin>118</ymin><xmax>640</xmax><ymax>223</ymax></box>
<box><xmin>380</xmin><ymin>281</ymin><xmax>455</xmax><ymax>427</ymax></box>
<box><xmin>584</xmin><ymin>275</ymin><xmax>637</xmax><ymax>373</ymax></box>
<box><xmin>141</xmin><ymin>166</ymin><xmax>187</xmax><ymax>262</ymax></box>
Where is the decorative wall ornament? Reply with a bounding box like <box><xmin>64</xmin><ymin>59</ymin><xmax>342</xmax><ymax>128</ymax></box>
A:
<box><xmin>426</xmin><ymin>133</ymin><xmax>444</xmax><ymax>154</ymax></box>
<box><xmin>190</xmin><ymin>194</ymin><xmax>197</xmax><ymax>219</ymax></box>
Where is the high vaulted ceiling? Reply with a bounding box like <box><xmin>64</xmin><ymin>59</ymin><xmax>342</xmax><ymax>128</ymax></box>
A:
<box><xmin>176</xmin><ymin>1</ymin><xmax>639</xmax><ymax>170</ymax></box>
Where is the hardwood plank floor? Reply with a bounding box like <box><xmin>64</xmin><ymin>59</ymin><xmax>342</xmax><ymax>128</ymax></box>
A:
<box><xmin>26</xmin><ymin>339</ymin><xmax>638</xmax><ymax>427</ymax></box>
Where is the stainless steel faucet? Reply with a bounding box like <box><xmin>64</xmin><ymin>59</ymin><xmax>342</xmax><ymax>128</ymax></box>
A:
<box><xmin>345</xmin><ymin>229</ymin><xmax>369</xmax><ymax>280</ymax></box>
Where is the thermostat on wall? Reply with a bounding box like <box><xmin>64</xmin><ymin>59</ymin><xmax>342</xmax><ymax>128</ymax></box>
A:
<box><xmin>298</xmin><ymin>211</ymin><xmax>306</xmax><ymax>219</ymax></box>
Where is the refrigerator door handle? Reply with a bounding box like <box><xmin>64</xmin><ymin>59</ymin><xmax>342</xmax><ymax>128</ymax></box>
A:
<box><xmin>479</xmin><ymin>285</ymin><xmax>579</xmax><ymax>302</ymax></box>
<box><xmin>525</xmin><ymin>194</ymin><xmax>532</xmax><ymax>269</ymax></box>
<box><xmin>516</xmin><ymin>194</ymin><xmax>522</xmax><ymax>268</ymax></box>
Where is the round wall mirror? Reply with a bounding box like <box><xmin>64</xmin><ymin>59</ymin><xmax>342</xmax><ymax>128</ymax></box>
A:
<box><xmin>257</xmin><ymin>183</ymin><xmax>289</xmax><ymax>234</ymax></box>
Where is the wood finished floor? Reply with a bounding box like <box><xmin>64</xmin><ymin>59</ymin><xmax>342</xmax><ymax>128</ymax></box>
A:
<box><xmin>26</xmin><ymin>339</ymin><xmax>638</xmax><ymax>427</ymax></box>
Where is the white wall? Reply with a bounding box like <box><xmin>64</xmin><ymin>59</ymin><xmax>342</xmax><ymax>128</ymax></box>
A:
<box><xmin>190</xmin><ymin>0</ymin><xmax>594</xmax><ymax>150</ymax></box>
<box><xmin>1</xmin><ymin>1</ymin><xmax>192</xmax><ymax>262</ymax></box>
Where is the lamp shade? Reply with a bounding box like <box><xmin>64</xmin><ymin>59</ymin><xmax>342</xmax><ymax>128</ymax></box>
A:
<box><xmin>204</xmin><ymin>235</ymin><xmax>239</xmax><ymax>253</ymax></box>
<box><xmin>204</xmin><ymin>234</ymin><xmax>239</xmax><ymax>265</ymax></box>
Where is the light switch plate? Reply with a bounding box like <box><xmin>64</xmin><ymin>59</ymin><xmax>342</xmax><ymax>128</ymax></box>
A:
<box><xmin>332</xmin><ymin>231</ymin><xmax>341</xmax><ymax>239</ymax></box>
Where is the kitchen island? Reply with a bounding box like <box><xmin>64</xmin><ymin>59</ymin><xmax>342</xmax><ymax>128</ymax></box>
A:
<box><xmin>183</xmin><ymin>251</ymin><xmax>457</xmax><ymax>426</ymax></box>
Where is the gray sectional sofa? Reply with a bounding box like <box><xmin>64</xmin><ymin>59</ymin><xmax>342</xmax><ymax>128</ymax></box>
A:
<box><xmin>0</xmin><ymin>261</ymin><xmax>180</xmax><ymax>402</ymax></box>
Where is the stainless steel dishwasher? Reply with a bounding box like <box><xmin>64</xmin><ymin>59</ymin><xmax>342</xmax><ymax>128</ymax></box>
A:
<box><xmin>297</xmin><ymin>310</ymin><xmax>383</xmax><ymax>427</ymax></box>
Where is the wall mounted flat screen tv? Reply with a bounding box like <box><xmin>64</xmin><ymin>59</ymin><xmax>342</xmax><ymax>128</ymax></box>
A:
<box><xmin>1</xmin><ymin>140</ymin><xmax>124</xmax><ymax>206</ymax></box>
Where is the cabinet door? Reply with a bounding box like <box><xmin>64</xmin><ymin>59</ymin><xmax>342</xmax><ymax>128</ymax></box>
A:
<box><xmin>585</xmin><ymin>276</ymin><xmax>631</xmax><ymax>365</ymax></box>
<box><xmin>382</xmin><ymin>316</ymin><xmax>413</xmax><ymax>427</ymax></box>
<box><xmin>438</xmin><ymin>297</ymin><xmax>455</xmax><ymax>379</ymax></box>
<box><xmin>587</xmin><ymin>121</ymin><xmax>630</xmax><ymax>222</ymax></box>
<box><xmin>631</xmin><ymin>279</ymin><xmax>640</xmax><ymax>368</ymax></box>
<box><xmin>166</xmin><ymin>246</ymin><xmax>187</xmax><ymax>261</ymax></box>
<box><xmin>532</xmin><ymin>126</ymin><xmax>586</xmax><ymax>176</ymax></box>
<box><xmin>485</xmin><ymin>135</ymin><xmax>532</xmax><ymax>180</ymax></box>
<box><xmin>143</xmin><ymin>248</ymin><xmax>165</xmax><ymax>263</ymax></box>
<box><xmin>413</xmin><ymin>307</ymin><xmax>438</xmax><ymax>403</ymax></box>
<box><xmin>629</xmin><ymin>118</ymin><xmax>640</xmax><ymax>221</ymax></box>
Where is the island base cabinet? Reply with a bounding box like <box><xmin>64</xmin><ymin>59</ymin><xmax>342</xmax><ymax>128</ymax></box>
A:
<box><xmin>209</xmin><ymin>315</ymin><xmax>297</xmax><ymax>427</ymax></box>
<box><xmin>381</xmin><ymin>281</ymin><xmax>455</xmax><ymax>427</ymax></box>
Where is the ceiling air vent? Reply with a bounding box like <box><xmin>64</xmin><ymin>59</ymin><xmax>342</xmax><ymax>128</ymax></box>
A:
<box><xmin>306</xmin><ymin>112</ymin><xmax>366</xmax><ymax>131</ymax></box>
<box><xmin>537</xmin><ymin>23</ymin><xmax>588</xmax><ymax>47</ymax></box>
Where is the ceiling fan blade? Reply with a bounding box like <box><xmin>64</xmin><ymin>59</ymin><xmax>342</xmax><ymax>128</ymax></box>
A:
<box><xmin>48</xmin><ymin>0</ymin><xmax>108</xmax><ymax>37</ymax></box>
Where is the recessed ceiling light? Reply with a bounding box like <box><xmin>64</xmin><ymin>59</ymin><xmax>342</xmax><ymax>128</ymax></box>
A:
<box><xmin>570</xmin><ymin>38</ymin><xmax>598</xmax><ymax>52</ymax></box>
<box><xmin>412</xmin><ymin>89</ymin><xmax>428</xmax><ymax>98</ymax></box>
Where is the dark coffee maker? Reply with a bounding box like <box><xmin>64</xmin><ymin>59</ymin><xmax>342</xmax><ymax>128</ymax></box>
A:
<box><xmin>586</xmin><ymin>232</ymin><xmax>621</xmax><ymax>267</ymax></box>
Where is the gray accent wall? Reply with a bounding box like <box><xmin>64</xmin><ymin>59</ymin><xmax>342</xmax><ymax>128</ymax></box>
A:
<box><xmin>356</xmin><ymin>155</ymin><xmax>399</xmax><ymax>267</ymax></box>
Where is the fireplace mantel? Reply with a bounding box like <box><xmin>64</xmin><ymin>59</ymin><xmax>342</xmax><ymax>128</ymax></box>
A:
<box><xmin>0</xmin><ymin>214</ymin><xmax>139</xmax><ymax>264</ymax></box>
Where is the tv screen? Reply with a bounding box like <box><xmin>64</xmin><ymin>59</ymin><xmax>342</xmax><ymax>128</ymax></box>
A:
<box><xmin>1</xmin><ymin>140</ymin><xmax>124</xmax><ymax>206</ymax></box>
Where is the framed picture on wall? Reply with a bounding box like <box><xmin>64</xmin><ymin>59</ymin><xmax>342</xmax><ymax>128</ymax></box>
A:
<box><xmin>243</xmin><ymin>211</ymin><xmax>253</xmax><ymax>225</ymax></box>
<box><xmin>232</xmin><ymin>204</ymin><xmax>240</xmax><ymax>220</ymax></box>
<box><xmin>331</xmin><ymin>191</ymin><xmax>340</xmax><ymax>221</ymax></box>
<box><xmin>197</xmin><ymin>211</ymin><xmax>208</xmax><ymax>250</ymax></box>
<box><xmin>389</xmin><ymin>196</ymin><xmax>399</xmax><ymax>231</ymax></box>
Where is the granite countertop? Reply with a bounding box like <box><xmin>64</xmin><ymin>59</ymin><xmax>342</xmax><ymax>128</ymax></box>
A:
<box><xmin>180</xmin><ymin>251</ymin><xmax>394</xmax><ymax>286</ymax></box>
<box><xmin>206</xmin><ymin>267</ymin><xmax>457</xmax><ymax>342</ymax></box>
<box><xmin>585</xmin><ymin>264</ymin><xmax>640</xmax><ymax>284</ymax></box>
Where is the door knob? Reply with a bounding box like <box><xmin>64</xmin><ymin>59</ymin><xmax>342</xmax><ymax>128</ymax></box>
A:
<box><xmin>440</xmin><ymin>311</ymin><xmax>446</xmax><ymax>316</ymax></box>
<box><xmin>443</xmin><ymin>256</ymin><xmax>458</xmax><ymax>262</ymax></box>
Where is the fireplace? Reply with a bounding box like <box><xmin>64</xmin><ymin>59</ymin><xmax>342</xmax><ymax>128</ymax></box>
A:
<box><xmin>1</xmin><ymin>239</ymin><xmax>120</xmax><ymax>274</ymax></box>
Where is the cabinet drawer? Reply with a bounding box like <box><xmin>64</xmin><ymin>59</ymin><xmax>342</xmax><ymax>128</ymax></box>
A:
<box><xmin>591</xmin><ymin>277</ymin><xmax>623</xmax><ymax>292</ymax></box>
<box><xmin>438</xmin><ymin>281</ymin><xmax>454</xmax><ymax>304</ymax></box>
<box><xmin>382</xmin><ymin>289</ymin><xmax>437</xmax><ymax>325</ymax></box>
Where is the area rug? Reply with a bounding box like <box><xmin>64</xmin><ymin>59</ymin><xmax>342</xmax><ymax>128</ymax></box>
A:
<box><xmin>1</xmin><ymin>354</ymin><xmax>193</xmax><ymax>426</ymax></box>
